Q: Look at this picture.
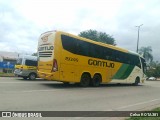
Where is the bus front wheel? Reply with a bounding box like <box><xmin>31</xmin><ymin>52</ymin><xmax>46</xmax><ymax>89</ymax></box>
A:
<box><xmin>91</xmin><ymin>74</ymin><xmax>101</xmax><ymax>87</ymax></box>
<box><xmin>133</xmin><ymin>77</ymin><xmax>140</xmax><ymax>86</ymax></box>
<box><xmin>29</xmin><ymin>73</ymin><xmax>36</xmax><ymax>80</ymax></box>
<box><xmin>80</xmin><ymin>73</ymin><xmax>90</xmax><ymax>87</ymax></box>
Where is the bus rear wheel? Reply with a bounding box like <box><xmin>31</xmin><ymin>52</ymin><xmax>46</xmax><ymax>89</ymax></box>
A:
<box><xmin>80</xmin><ymin>73</ymin><xmax>90</xmax><ymax>87</ymax></box>
<box><xmin>29</xmin><ymin>73</ymin><xmax>36</xmax><ymax>80</ymax></box>
<box><xmin>91</xmin><ymin>74</ymin><xmax>101</xmax><ymax>87</ymax></box>
<box><xmin>63</xmin><ymin>82</ymin><xmax>70</xmax><ymax>85</ymax></box>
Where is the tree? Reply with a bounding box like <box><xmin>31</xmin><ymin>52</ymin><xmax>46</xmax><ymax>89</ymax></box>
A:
<box><xmin>139</xmin><ymin>46</ymin><xmax>153</xmax><ymax>63</ymax></box>
<box><xmin>32</xmin><ymin>53</ymin><xmax>37</xmax><ymax>56</ymax></box>
<box><xmin>78</xmin><ymin>29</ymin><xmax>116</xmax><ymax>45</ymax></box>
<box><xmin>147</xmin><ymin>61</ymin><xmax>160</xmax><ymax>77</ymax></box>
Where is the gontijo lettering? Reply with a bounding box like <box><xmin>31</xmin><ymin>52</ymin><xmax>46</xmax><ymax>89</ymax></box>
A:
<box><xmin>38</xmin><ymin>46</ymin><xmax>53</xmax><ymax>51</ymax></box>
<box><xmin>88</xmin><ymin>59</ymin><xmax>114</xmax><ymax>68</ymax></box>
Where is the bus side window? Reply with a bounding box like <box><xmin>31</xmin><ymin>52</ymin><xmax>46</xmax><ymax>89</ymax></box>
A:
<box><xmin>115</xmin><ymin>51</ymin><xmax>121</xmax><ymax>62</ymax></box>
<box><xmin>77</xmin><ymin>40</ymin><xmax>89</xmax><ymax>56</ymax></box>
<box><xmin>61</xmin><ymin>35</ymin><xmax>77</xmax><ymax>54</ymax></box>
<box><xmin>89</xmin><ymin>44</ymin><xmax>96</xmax><ymax>58</ymax></box>
<box><xmin>103</xmin><ymin>48</ymin><xmax>114</xmax><ymax>61</ymax></box>
<box><xmin>133</xmin><ymin>56</ymin><xmax>141</xmax><ymax>68</ymax></box>
<box><xmin>96</xmin><ymin>45</ymin><xmax>103</xmax><ymax>59</ymax></box>
<box><xmin>125</xmin><ymin>55</ymin><xmax>131</xmax><ymax>64</ymax></box>
<box><xmin>104</xmin><ymin>49</ymin><xmax>110</xmax><ymax>60</ymax></box>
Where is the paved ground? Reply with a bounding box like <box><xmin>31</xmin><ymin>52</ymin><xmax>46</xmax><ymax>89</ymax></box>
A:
<box><xmin>0</xmin><ymin>77</ymin><xmax>160</xmax><ymax>120</ymax></box>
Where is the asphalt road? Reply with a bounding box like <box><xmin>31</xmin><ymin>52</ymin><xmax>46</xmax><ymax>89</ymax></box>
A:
<box><xmin>0</xmin><ymin>77</ymin><xmax>160</xmax><ymax>119</ymax></box>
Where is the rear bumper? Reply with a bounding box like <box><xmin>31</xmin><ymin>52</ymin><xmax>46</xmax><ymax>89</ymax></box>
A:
<box><xmin>38</xmin><ymin>71</ymin><xmax>55</xmax><ymax>80</ymax></box>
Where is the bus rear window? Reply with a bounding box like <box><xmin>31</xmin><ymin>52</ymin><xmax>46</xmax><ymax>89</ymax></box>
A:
<box><xmin>25</xmin><ymin>60</ymin><xmax>37</xmax><ymax>66</ymax></box>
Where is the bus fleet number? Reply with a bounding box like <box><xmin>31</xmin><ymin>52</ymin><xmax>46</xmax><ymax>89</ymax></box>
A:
<box><xmin>65</xmin><ymin>57</ymin><xmax>78</xmax><ymax>62</ymax></box>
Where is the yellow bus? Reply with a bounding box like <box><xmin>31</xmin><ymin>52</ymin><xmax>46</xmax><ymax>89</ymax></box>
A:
<box><xmin>14</xmin><ymin>55</ymin><xmax>38</xmax><ymax>80</ymax></box>
<box><xmin>37</xmin><ymin>30</ymin><xmax>146</xmax><ymax>87</ymax></box>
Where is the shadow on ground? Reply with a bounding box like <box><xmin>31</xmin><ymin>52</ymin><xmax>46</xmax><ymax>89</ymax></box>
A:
<box><xmin>14</xmin><ymin>77</ymin><xmax>46</xmax><ymax>81</ymax></box>
<box><xmin>41</xmin><ymin>82</ymin><xmax>143</xmax><ymax>89</ymax></box>
<box><xmin>13</xmin><ymin>77</ymin><xmax>144</xmax><ymax>89</ymax></box>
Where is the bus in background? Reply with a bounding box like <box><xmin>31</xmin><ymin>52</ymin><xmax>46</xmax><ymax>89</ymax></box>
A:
<box><xmin>14</xmin><ymin>55</ymin><xmax>38</xmax><ymax>80</ymax></box>
<box><xmin>37</xmin><ymin>30</ymin><xmax>146</xmax><ymax>87</ymax></box>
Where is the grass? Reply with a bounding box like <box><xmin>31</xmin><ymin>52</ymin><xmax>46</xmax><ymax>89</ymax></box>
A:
<box><xmin>126</xmin><ymin>107</ymin><xmax>160</xmax><ymax>120</ymax></box>
<box><xmin>0</xmin><ymin>72</ymin><xmax>15</xmax><ymax>77</ymax></box>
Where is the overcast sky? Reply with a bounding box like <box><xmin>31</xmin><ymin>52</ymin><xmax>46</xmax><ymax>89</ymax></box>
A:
<box><xmin>0</xmin><ymin>0</ymin><xmax>160</xmax><ymax>61</ymax></box>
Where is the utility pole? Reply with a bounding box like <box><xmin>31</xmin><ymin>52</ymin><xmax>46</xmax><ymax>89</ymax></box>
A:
<box><xmin>136</xmin><ymin>24</ymin><xmax>143</xmax><ymax>53</ymax></box>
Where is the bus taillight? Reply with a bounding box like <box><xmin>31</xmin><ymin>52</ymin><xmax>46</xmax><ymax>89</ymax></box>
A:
<box><xmin>52</xmin><ymin>59</ymin><xmax>58</xmax><ymax>72</ymax></box>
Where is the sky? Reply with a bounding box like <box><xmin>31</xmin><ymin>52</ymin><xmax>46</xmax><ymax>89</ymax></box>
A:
<box><xmin>0</xmin><ymin>0</ymin><xmax>160</xmax><ymax>61</ymax></box>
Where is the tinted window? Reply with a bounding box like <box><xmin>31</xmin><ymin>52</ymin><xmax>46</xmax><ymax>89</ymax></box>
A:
<box><xmin>25</xmin><ymin>60</ymin><xmax>37</xmax><ymax>66</ymax></box>
<box><xmin>89</xmin><ymin>44</ymin><xmax>101</xmax><ymax>59</ymax></box>
<box><xmin>125</xmin><ymin>54</ymin><xmax>131</xmax><ymax>64</ymax></box>
<box><xmin>61</xmin><ymin>35</ymin><xmax>77</xmax><ymax>54</ymax></box>
<box><xmin>77</xmin><ymin>40</ymin><xmax>89</xmax><ymax>56</ymax></box>
<box><xmin>61</xmin><ymin>34</ymin><xmax>141</xmax><ymax>67</ymax></box>
<box><xmin>141</xmin><ymin>58</ymin><xmax>146</xmax><ymax>73</ymax></box>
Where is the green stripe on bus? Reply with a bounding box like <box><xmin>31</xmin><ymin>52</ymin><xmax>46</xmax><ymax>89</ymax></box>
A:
<box><xmin>112</xmin><ymin>64</ymin><xmax>129</xmax><ymax>79</ymax></box>
<box><xmin>120</xmin><ymin>65</ymin><xmax>134</xmax><ymax>79</ymax></box>
<box><xmin>112</xmin><ymin>64</ymin><xmax>135</xmax><ymax>80</ymax></box>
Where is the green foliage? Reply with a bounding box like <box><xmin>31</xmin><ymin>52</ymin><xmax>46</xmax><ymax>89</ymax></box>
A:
<box><xmin>32</xmin><ymin>53</ymin><xmax>37</xmax><ymax>56</ymax></box>
<box><xmin>147</xmin><ymin>61</ymin><xmax>160</xmax><ymax>77</ymax></box>
<box><xmin>139</xmin><ymin>46</ymin><xmax>153</xmax><ymax>63</ymax></box>
<box><xmin>78</xmin><ymin>29</ymin><xmax>116</xmax><ymax>45</ymax></box>
<box><xmin>138</xmin><ymin>46</ymin><xmax>160</xmax><ymax>77</ymax></box>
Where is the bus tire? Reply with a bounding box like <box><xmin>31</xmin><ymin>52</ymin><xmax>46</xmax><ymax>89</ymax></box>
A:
<box><xmin>80</xmin><ymin>73</ymin><xmax>90</xmax><ymax>87</ymax></box>
<box><xmin>63</xmin><ymin>82</ymin><xmax>69</xmax><ymax>85</ymax></box>
<box><xmin>133</xmin><ymin>77</ymin><xmax>140</xmax><ymax>86</ymax></box>
<box><xmin>23</xmin><ymin>77</ymin><xmax>28</xmax><ymax>80</ymax></box>
<box><xmin>91</xmin><ymin>74</ymin><xmax>102</xmax><ymax>87</ymax></box>
<box><xmin>29</xmin><ymin>73</ymin><xmax>36</xmax><ymax>80</ymax></box>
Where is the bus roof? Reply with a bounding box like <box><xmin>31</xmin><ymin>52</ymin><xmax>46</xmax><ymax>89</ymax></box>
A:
<box><xmin>18</xmin><ymin>55</ymin><xmax>37</xmax><ymax>61</ymax></box>
<box><xmin>42</xmin><ymin>30</ymin><xmax>140</xmax><ymax>56</ymax></box>
<box><xmin>57</xmin><ymin>31</ymin><xmax>139</xmax><ymax>55</ymax></box>
<box><xmin>128</xmin><ymin>50</ymin><xmax>140</xmax><ymax>56</ymax></box>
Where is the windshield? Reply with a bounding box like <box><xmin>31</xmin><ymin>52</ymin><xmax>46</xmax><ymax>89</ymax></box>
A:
<box><xmin>141</xmin><ymin>58</ymin><xmax>147</xmax><ymax>74</ymax></box>
<box><xmin>25</xmin><ymin>59</ymin><xmax>37</xmax><ymax>66</ymax></box>
<box><xmin>16</xmin><ymin>58</ymin><xmax>22</xmax><ymax>65</ymax></box>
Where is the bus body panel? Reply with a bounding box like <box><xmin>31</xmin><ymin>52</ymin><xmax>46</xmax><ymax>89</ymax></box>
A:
<box><xmin>38</xmin><ymin>31</ymin><xmax>60</xmax><ymax>80</ymax></box>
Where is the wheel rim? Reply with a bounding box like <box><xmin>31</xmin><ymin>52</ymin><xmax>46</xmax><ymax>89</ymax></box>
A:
<box><xmin>82</xmin><ymin>78</ymin><xmax>88</xmax><ymax>86</ymax></box>
<box><xmin>30</xmin><ymin>74</ymin><xmax>35</xmax><ymax>80</ymax></box>
<box><xmin>80</xmin><ymin>74</ymin><xmax>90</xmax><ymax>87</ymax></box>
<box><xmin>92</xmin><ymin>75</ymin><xmax>101</xmax><ymax>87</ymax></box>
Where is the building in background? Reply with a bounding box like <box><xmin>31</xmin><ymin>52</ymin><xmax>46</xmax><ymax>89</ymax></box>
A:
<box><xmin>0</xmin><ymin>51</ymin><xmax>19</xmax><ymax>73</ymax></box>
